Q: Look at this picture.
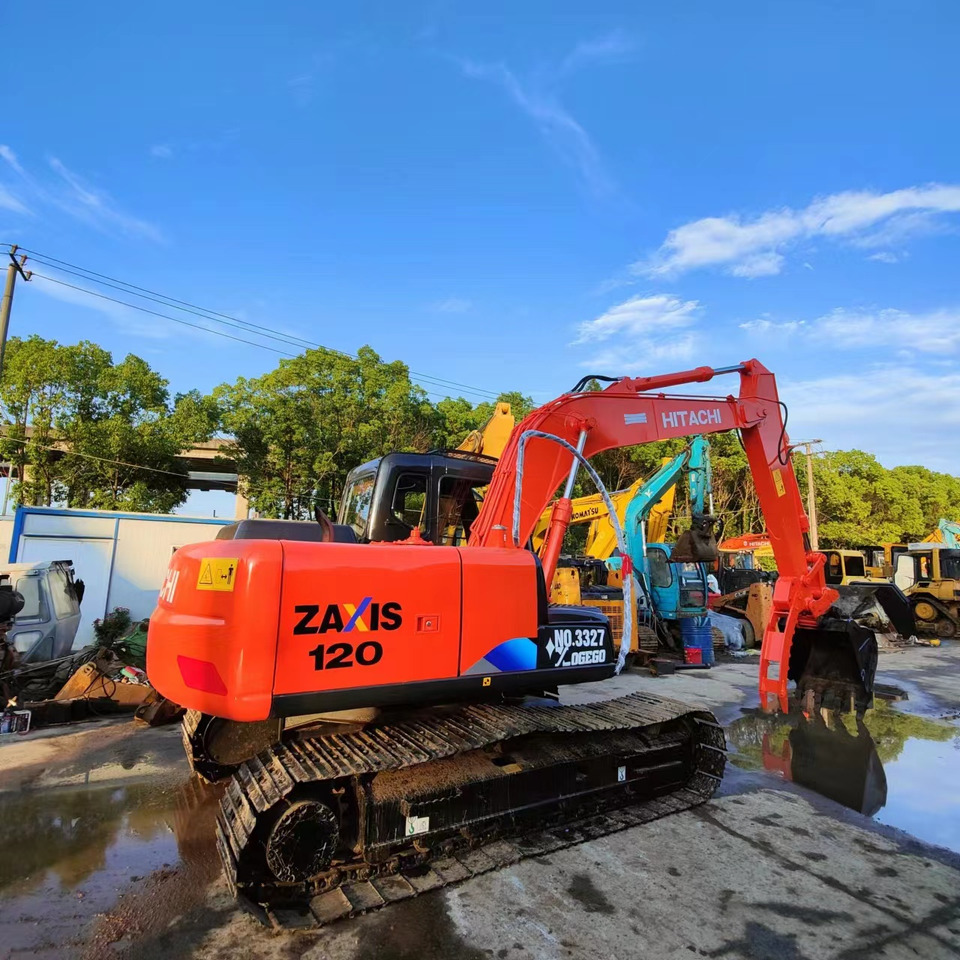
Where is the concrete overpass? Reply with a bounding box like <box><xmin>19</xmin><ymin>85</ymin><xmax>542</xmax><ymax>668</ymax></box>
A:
<box><xmin>1</xmin><ymin>431</ymin><xmax>249</xmax><ymax>519</ymax></box>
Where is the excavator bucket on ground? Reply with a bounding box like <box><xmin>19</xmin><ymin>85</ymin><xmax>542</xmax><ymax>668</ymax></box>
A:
<box><xmin>668</xmin><ymin>513</ymin><xmax>720</xmax><ymax>564</ymax></box>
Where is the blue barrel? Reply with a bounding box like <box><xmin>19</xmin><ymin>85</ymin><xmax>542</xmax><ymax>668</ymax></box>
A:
<box><xmin>681</xmin><ymin>616</ymin><xmax>714</xmax><ymax>666</ymax></box>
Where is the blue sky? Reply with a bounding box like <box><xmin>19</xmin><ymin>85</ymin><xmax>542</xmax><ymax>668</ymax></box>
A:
<box><xmin>2</xmin><ymin>1</ymin><xmax>959</xmax><ymax>518</ymax></box>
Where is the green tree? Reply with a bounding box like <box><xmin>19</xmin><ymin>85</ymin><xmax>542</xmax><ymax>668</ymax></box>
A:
<box><xmin>431</xmin><ymin>391</ymin><xmax>535</xmax><ymax>450</ymax></box>
<box><xmin>216</xmin><ymin>346</ymin><xmax>437</xmax><ymax>519</ymax></box>
<box><xmin>0</xmin><ymin>336</ymin><xmax>218</xmax><ymax>512</ymax></box>
<box><xmin>0</xmin><ymin>335</ymin><xmax>72</xmax><ymax>505</ymax></box>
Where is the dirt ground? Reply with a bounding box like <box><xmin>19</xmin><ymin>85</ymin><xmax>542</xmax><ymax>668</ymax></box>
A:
<box><xmin>1</xmin><ymin>643</ymin><xmax>958</xmax><ymax>960</ymax></box>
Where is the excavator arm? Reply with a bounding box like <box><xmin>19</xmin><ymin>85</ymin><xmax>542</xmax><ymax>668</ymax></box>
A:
<box><xmin>469</xmin><ymin>359</ymin><xmax>842</xmax><ymax>712</ymax></box>
<box><xmin>621</xmin><ymin>436</ymin><xmax>711</xmax><ymax>554</ymax></box>
<box><xmin>456</xmin><ymin>402</ymin><xmax>515</xmax><ymax>459</ymax></box>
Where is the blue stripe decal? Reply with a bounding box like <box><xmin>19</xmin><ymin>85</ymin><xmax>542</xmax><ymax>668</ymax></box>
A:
<box><xmin>478</xmin><ymin>637</ymin><xmax>537</xmax><ymax>672</ymax></box>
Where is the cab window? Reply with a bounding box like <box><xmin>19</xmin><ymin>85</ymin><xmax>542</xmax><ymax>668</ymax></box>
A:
<box><xmin>648</xmin><ymin>548</ymin><xmax>673</xmax><ymax>588</ymax></box>
<box><xmin>340</xmin><ymin>474</ymin><xmax>375</xmax><ymax>538</ymax></box>
<box><xmin>437</xmin><ymin>476</ymin><xmax>484</xmax><ymax>546</ymax></box>
<box><xmin>49</xmin><ymin>566</ymin><xmax>75</xmax><ymax>620</ymax></box>
<box><xmin>391</xmin><ymin>474</ymin><xmax>428</xmax><ymax>530</ymax></box>
<box><xmin>825</xmin><ymin>552</ymin><xmax>842</xmax><ymax>585</ymax></box>
<box><xmin>940</xmin><ymin>555</ymin><xmax>960</xmax><ymax>581</ymax></box>
<box><xmin>844</xmin><ymin>554</ymin><xmax>866</xmax><ymax>578</ymax></box>
<box><xmin>15</xmin><ymin>576</ymin><xmax>45</xmax><ymax>621</ymax></box>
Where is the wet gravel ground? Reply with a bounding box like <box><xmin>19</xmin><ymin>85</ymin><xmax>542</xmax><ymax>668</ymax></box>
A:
<box><xmin>1</xmin><ymin>643</ymin><xmax>958</xmax><ymax>960</ymax></box>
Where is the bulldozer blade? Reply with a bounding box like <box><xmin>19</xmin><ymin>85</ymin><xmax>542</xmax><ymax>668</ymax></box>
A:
<box><xmin>788</xmin><ymin>618</ymin><xmax>878</xmax><ymax>715</ymax></box>
<box><xmin>831</xmin><ymin>583</ymin><xmax>916</xmax><ymax>639</ymax></box>
<box><xmin>668</xmin><ymin>513</ymin><xmax>719</xmax><ymax>564</ymax></box>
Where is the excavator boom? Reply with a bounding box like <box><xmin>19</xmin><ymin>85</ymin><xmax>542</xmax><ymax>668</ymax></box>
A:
<box><xmin>470</xmin><ymin>359</ymin><xmax>845</xmax><ymax>713</ymax></box>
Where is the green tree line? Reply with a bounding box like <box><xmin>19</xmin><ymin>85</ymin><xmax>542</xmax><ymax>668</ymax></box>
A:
<box><xmin>2</xmin><ymin>334</ymin><xmax>958</xmax><ymax>545</ymax></box>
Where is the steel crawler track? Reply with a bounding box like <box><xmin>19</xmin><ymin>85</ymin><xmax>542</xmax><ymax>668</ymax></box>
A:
<box><xmin>216</xmin><ymin>692</ymin><xmax>726</xmax><ymax>929</ymax></box>
<box><xmin>181</xmin><ymin>710</ymin><xmax>238</xmax><ymax>783</ymax></box>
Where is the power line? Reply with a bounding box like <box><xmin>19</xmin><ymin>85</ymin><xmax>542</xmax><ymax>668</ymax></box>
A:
<box><xmin>18</xmin><ymin>246</ymin><xmax>502</xmax><ymax>401</ymax></box>
<box><xmin>31</xmin><ymin>273</ymin><xmax>296</xmax><ymax>357</ymax></box>
<box><xmin>29</xmin><ymin>260</ymin><xmax>318</xmax><ymax>353</ymax></box>
<box><xmin>30</xmin><ymin>270</ymin><xmax>492</xmax><ymax>403</ymax></box>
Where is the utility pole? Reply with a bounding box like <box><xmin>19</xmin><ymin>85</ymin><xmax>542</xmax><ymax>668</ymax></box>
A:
<box><xmin>0</xmin><ymin>244</ymin><xmax>32</xmax><ymax>381</ymax></box>
<box><xmin>793</xmin><ymin>439</ymin><xmax>822</xmax><ymax>550</ymax></box>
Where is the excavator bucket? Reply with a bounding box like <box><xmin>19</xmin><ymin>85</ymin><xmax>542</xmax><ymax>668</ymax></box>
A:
<box><xmin>669</xmin><ymin>513</ymin><xmax>719</xmax><ymax>564</ymax></box>
<box><xmin>831</xmin><ymin>583</ymin><xmax>916</xmax><ymax>641</ymax></box>
<box><xmin>788</xmin><ymin>618</ymin><xmax>879</xmax><ymax>715</ymax></box>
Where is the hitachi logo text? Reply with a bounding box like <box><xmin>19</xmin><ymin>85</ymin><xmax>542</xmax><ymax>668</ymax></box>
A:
<box><xmin>662</xmin><ymin>408</ymin><xmax>722</xmax><ymax>429</ymax></box>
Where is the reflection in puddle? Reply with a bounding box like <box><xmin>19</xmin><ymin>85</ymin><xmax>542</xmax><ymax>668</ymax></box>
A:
<box><xmin>0</xmin><ymin>776</ymin><xmax>222</xmax><ymax>959</ymax></box>
<box><xmin>728</xmin><ymin>703</ymin><xmax>960</xmax><ymax>853</ymax></box>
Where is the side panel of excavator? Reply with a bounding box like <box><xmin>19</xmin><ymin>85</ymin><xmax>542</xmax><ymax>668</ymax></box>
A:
<box><xmin>148</xmin><ymin>540</ymin><xmax>615</xmax><ymax>722</ymax></box>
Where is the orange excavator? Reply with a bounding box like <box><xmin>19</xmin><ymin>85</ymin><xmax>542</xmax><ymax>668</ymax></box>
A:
<box><xmin>148</xmin><ymin>359</ymin><xmax>872</xmax><ymax>924</ymax></box>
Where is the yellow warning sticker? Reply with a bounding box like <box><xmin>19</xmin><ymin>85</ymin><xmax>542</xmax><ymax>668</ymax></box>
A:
<box><xmin>196</xmin><ymin>558</ymin><xmax>239</xmax><ymax>591</ymax></box>
<box><xmin>773</xmin><ymin>469</ymin><xmax>786</xmax><ymax>497</ymax></box>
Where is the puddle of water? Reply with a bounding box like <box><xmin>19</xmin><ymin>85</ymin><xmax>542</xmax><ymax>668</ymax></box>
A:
<box><xmin>727</xmin><ymin>702</ymin><xmax>960</xmax><ymax>853</ymax></box>
<box><xmin>0</xmin><ymin>776</ymin><xmax>222</xmax><ymax>959</ymax></box>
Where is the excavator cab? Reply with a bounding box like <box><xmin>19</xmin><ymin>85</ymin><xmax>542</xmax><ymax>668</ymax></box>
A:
<box><xmin>338</xmin><ymin>452</ymin><xmax>496</xmax><ymax>545</ymax></box>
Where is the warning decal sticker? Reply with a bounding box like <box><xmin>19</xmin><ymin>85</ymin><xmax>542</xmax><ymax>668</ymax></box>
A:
<box><xmin>773</xmin><ymin>469</ymin><xmax>786</xmax><ymax>497</ymax></box>
<box><xmin>196</xmin><ymin>558</ymin><xmax>239</xmax><ymax>592</ymax></box>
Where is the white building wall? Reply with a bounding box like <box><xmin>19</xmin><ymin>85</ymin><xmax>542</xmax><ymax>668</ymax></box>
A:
<box><xmin>0</xmin><ymin>516</ymin><xmax>14</xmax><ymax>563</ymax></box>
<box><xmin>12</xmin><ymin>508</ymin><xmax>230</xmax><ymax>647</ymax></box>
<box><xmin>107</xmin><ymin>518</ymin><xmax>219</xmax><ymax>617</ymax></box>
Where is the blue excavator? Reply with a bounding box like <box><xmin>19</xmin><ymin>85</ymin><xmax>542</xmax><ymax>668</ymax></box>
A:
<box><xmin>547</xmin><ymin>436</ymin><xmax>716</xmax><ymax>655</ymax></box>
<box><xmin>606</xmin><ymin>436</ymin><xmax>715</xmax><ymax>650</ymax></box>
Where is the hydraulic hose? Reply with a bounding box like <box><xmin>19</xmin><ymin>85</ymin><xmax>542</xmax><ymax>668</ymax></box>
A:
<box><xmin>513</xmin><ymin>429</ymin><xmax>633</xmax><ymax>675</ymax></box>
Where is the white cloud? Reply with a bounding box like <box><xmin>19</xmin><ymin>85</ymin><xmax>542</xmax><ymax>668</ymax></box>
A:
<box><xmin>572</xmin><ymin>294</ymin><xmax>701</xmax><ymax>372</ymax></box>
<box><xmin>459</xmin><ymin>59</ymin><xmax>612</xmax><ymax>196</ymax></box>
<box><xmin>0</xmin><ymin>145</ymin><xmax>31</xmax><ymax>214</ymax></box>
<box><xmin>581</xmin><ymin>334</ymin><xmax>698</xmax><ymax>374</ymax></box>
<box><xmin>0</xmin><ymin>145</ymin><xmax>25</xmax><ymax>176</ymax></box>
<box><xmin>730</xmin><ymin>252</ymin><xmax>785</xmax><ymax>278</ymax></box>
<box><xmin>431</xmin><ymin>297</ymin><xmax>472</xmax><ymax>314</ymax></box>
<box><xmin>0</xmin><ymin>185</ymin><xmax>30</xmax><ymax>215</ymax></box>
<box><xmin>868</xmin><ymin>251</ymin><xmax>899</xmax><ymax>264</ymax></box>
<box><xmin>741</xmin><ymin>306</ymin><xmax>960</xmax><ymax>354</ymax></box>
<box><xmin>780</xmin><ymin>366</ymin><xmax>960</xmax><ymax>472</ymax></box>
<box><xmin>637</xmin><ymin>183</ymin><xmax>960</xmax><ymax>278</ymax></box>
<box><xmin>456</xmin><ymin>34</ymin><xmax>631</xmax><ymax>198</ymax></box>
<box><xmin>560</xmin><ymin>30</ymin><xmax>634</xmax><ymax>74</ymax></box>
<box><xmin>575</xmin><ymin>294</ymin><xmax>699</xmax><ymax>343</ymax></box>
<box><xmin>149</xmin><ymin>144</ymin><xmax>173</xmax><ymax>159</ymax></box>
<box><xmin>820</xmin><ymin>307</ymin><xmax>960</xmax><ymax>352</ymax></box>
<box><xmin>739</xmin><ymin>318</ymin><xmax>807</xmax><ymax>335</ymax></box>
<box><xmin>0</xmin><ymin>145</ymin><xmax>161</xmax><ymax>241</ymax></box>
<box><xmin>29</xmin><ymin>271</ymin><xmax>171</xmax><ymax>339</ymax></box>
<box><xmin>48</xmin><ymin>156</ymin><xmax>163</xmax><ymax>242</ymax></box>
